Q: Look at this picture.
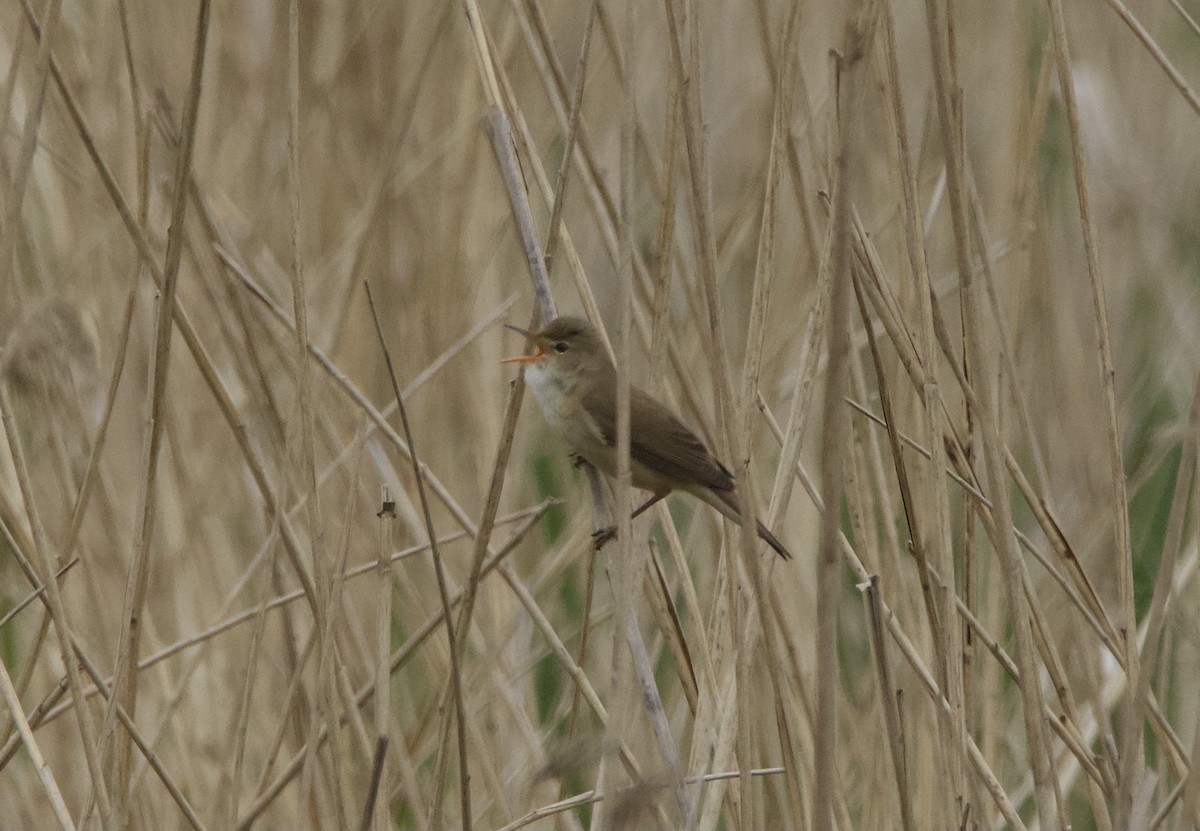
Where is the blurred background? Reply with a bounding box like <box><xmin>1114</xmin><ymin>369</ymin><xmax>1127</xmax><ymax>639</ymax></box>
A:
<box><xmin>1</xmin><ymin>0</ymin><xmax>1199</xmax><ymax>828</ymax></box>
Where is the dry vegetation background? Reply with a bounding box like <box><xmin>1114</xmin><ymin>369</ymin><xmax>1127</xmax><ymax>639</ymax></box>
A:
<box><xmin>2</xmin><ymin>0</ymin><xmax>1200</xmax><ymax>829</ymax></box>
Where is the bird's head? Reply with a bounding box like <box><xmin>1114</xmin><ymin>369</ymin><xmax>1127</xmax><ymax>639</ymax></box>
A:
<box><xmin>501</xmin><ymin>316</ymin><xmax>611</xmax><ymax>380</ymax></box>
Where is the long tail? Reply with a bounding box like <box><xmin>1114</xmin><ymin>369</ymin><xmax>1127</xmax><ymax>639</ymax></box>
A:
<box><xmin>690</xmin><ymin>485</ymin><xmax>792</xmax><ymax>560</ymax></box>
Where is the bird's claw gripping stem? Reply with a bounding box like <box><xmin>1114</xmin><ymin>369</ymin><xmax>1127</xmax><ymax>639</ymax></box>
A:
<box><xmin>591</xmin><ymin>525</ymin><xmax>617</xmax><ymax>550</ymax></box>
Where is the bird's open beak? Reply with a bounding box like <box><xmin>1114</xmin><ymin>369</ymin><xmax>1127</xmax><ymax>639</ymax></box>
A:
<box><xmin>500</xmin><ymin>323</ymin><xmax>545</xmax><ymax>364</ymax></box>
<box><xmin>500</xmin><ymin>345</ymin><xmax>544</xmax><ymax>364</ymax></box>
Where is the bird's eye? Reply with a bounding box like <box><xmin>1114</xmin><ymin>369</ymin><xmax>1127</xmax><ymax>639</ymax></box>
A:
<box><xmin>553</xmin><ymin>342</ymin><xmax>569</xmax><ymax>353</ymax></box>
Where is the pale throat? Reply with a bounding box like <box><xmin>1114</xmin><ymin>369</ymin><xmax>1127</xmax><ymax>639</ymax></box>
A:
<box><xmin>524</xmin><ymin>361</ymin><xmax>574</xmax><ymax>416</ymax></box>
<box><xmin>524</xmin><ymin>360</ymin><xmax>597</xmax><ymax>448</ymax></box>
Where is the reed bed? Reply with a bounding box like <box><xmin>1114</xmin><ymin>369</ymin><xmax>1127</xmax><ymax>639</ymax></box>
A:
<box><xmin>2</xmin><ymin>1</ymin><xmax>1199</xmax><ymax>828</ymax></box>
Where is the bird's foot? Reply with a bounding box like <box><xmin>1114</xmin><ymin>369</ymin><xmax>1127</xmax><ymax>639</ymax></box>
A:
<box><xmin>570</xmin><ymin>453</ymin><xmax>588</xmax><ymax>469</ymax></box>
<box><xmin>592</xmin><ymin>525</ymin><xmax>617</xmax><ymax>550</ymax></box>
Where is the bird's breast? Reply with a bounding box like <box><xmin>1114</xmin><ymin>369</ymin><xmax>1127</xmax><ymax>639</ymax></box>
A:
<box><xmin>525</xmin><ymin>365</ymin><xmax>608</xmax><ymax>457</ymax></box>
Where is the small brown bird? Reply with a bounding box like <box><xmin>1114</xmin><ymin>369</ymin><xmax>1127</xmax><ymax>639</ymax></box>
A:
<box><xmin>502</xmin><ymin>316</ymin><xmax>790</xmax><ymax>559</ymax></box>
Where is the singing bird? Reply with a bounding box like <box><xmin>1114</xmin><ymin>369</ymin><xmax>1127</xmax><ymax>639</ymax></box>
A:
<box><xmin>502</xmin><ymin>316</ymin><xmax>790</xmax><ymax>559</ymax></box>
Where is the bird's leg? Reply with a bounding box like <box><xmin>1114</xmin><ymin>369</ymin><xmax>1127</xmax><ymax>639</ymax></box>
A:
<box><xmin>630</xmin><ymin>493</ymin><xmax>665</xmax><ymax>521</ymax></box>
<box><xmin>592</xmin><ymin>494</ymin><xmax>666</xmax><ymax>550</ymax></box>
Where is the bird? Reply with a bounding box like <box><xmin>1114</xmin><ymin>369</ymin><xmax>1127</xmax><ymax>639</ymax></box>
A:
<box><xmin>502</xmin><ymin>315</ymin><xmax>791</xmax><ymax>559</ymax></box>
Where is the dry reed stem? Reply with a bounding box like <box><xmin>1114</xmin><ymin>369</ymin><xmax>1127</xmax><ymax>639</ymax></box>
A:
<box><xmin>520</xmin><ymin>0</ymin><xmax>618</xmax><ymax>253</ymax></box>
<box><xmin>1102</xmin><ymin>0</ymin><xmax>1200</xmax><ymax>118</ymax></box>
<box><xmin>54</xmin><ymin>267</ymin><xmax>142</xmax><ymax>591</ymax></box>
<box><xmin>1045</xmin><ymin>3</ymin><xmax>1141</xmax><ymax>821</ymax></box>
<box><xmin>862</xmin><ymin>576</ymin><xmax>915</xmax><ymax>831</ymax></box>
<box><xmin>1120</xmin><ymin>374</ymin><xmax>1200</xmax><ymax>814</ymax></box>
<box><xmin>2</xmin><ymin>525</ymin><xmax>205</xmax><ymax>829</ymax></box>
<box><xmin>214</xmin><ymin>365</ymin><xmax>591</xmax><ymax>811</ymax></box>
<box><xmin>649</xmin><ymin>66</ymin><xmax>682</xmax><ymax>377</ymax></box>
<box><xmin>966</xmin><ymin>174</ymin><xmax>1051</xmax><ymax>495</ymax></box>
<box><xmin>731</xmin><ymin>7</ymin><xmax>805</xmax><ymax>827</ymax></box>
<box><xmin>0</xmin><ymin>0</ymin><xmax>61</xmax><ymax>305</ymax></box>
<box><xmin>483</xmin><ymin>26</ymin><xmax>606</xmax><ymax>353</ymax></box>
<box><xmin>847</xmin><ymin>362</ymin><xmax>1130</xmax><ymax>817</ymax></box>
<box><xmin>739</xmin><ymin>3</ymin><xmax>797</xmax><ymax>439</ymax></box>
<box><xmin>0</xmin><ymin>383</ymin><xmax>111</xmax><ymax>824</ymax></box>
<box><xmin>467</xmin><ymin>0</ymin><xmax>556</xmax><ymax>312</ymax></box>
<box><xmin>877</xmin><ymin>3</ymin><xmax>969</xmax><ymax>822</ymax></box>
<box><xmin>541</xmin><ymin>0</ymin><xmax>598</xmax><ymax>277</ymax></box>
<box><xmin>284</xmin><ymin>2</ymin><xmax>337</xmax><ymax>818</ymax></box>
<box><xmin>223</xmin><ymin>499</ymin><xmax>286</xmax><ymax>828</ymax></box>
<box><xmin>308</xmin><ymin>435</ymin><xmax>366</xmax><ymax>829</ymax></box>
<box><xmin>523</xmin><ymin>3</ymin><xmax>601</xmax><ymax>798</ymax></box>
<box><xmin>365</xmin><ymin>282</ymin><xmax>471</xmax><ymax>828</ymax></box>
<box><xmin>372</xmin><ymin>487</ymin><xmax>394</xmax><ymax>831</ymax></box>
<box><xmin>0</xmin><ymin>557</ymin><xmax>77</xmax><ymax>631</ymax></box>
<box><xmin>851</xmin><ymin>250</ymin><xmax>967</xmax><ymax>826</ymax></box>
<box><xmin>0</xmin><ymin>37</ymin><xmax>27</xmax><ymax>186</ymax></box>
<box><xmin>105</xmin><ymin>0</ymin><xmax>210</xmax><ymax>810</ymax></box>
<box><xmin>96</xmin><ymin>14</ymin><xmax>193</xmax><ymax>831</ymax></box>
<box><xmin>1171</xmin><ymin>0</ymin><xmax>1200</xmax><ymax>41</ymax></box>
<box><xmin>72</xmin><ymin>645</ymin><xmax>206</xmax><ymax>830</ymax></box>
<box><xmin>661</xmin><ymin>5</ymin><xmax>756</xmax><ymax>824</ymax></box>
<box><xmin>605</xmin><ymin>0</ymin><xmax>638</xmax><ymax>823</ymax></box>
<box><xmin>849</xmin><ymin>281</ymin><xmax>930</xmax><ymax>825</ymax></box>
<box><xmin>612</xmin><ymin>4</ymin><xmax>690</xmax><ymax>825</ymax></box>
<box><xmin>812</xmin><ymin>13</ymin><xmax>868</xmax><ymax>825</ymax></box>
<box><xmin>432</xmin><ymin>360</ymin><xmax>530</xmax><ymax>808</ymax></box>
<box><xmin>925</xmin><ymin>0</ymin><xmax>1061</xmax><ymax>826</ymax></box>
<box><xmin>667</xmin><ymin>0</ymin><xmax>735</xmax><ymax>448</ymax></box>
<box><xmin>499</xmin><ymin>765</ymin><xmax>785</xmax><ymax>831</ymax></box>
<box><xmin>0</xmin><ymin>649</ymin><xmax>73</xmax><ymax>830</ymax></box>
<box><xmin>358</xmin><ymin>736</ymin><xmax>387</xmax><ymax>831</ymax></box>
<box><xmin>1185</xmin><ymin>663</ymin><xmax>1200</xmax><ymax>825</ymax></box>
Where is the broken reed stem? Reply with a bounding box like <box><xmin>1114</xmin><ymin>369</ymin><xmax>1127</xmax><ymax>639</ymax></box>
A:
<box><xmin>373</xmin><ymin>487</ymin><xmax>395</xmax><ymax>831</ymax></box>
<box><xmin>812</xmin><ymin>20</ymin><xmax>863</xmax><ymax>825</ymax></box>
<box><xmin>862</xmin><ymin>576</ymin><xmax>915</xmax><ymax>831</ymax></box>
<box><xmin>364</xmin><ymin>281</ymin><xmax>472</xmax><ymax>830</ymax></box>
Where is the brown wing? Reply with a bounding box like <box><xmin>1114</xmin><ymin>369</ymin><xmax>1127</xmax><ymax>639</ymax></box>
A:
<box><xmin>582</xmin><ymin>383</ymin><xmax>734</xmax><ymax>492</ymax></box>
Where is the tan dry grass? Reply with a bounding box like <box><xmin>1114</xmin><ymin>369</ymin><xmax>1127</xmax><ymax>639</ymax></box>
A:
<box><xmin>2</xmin><ymin>1</ymin><xmax>1200</xmax><ymax>829</ymax></box>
